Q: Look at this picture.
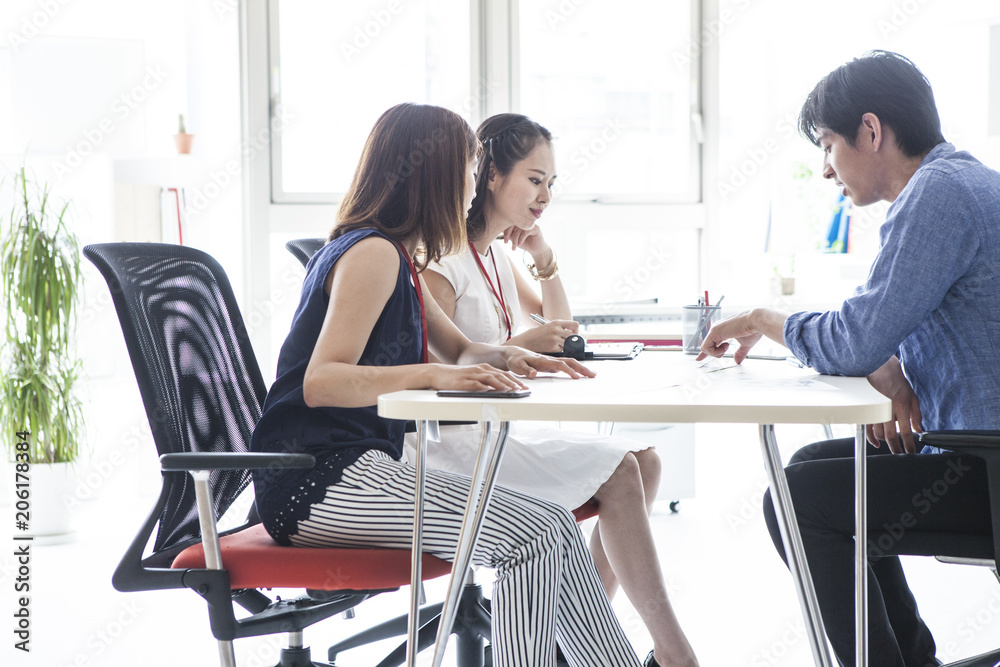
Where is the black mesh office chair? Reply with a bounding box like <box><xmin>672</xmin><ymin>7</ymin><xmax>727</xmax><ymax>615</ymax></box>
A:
<box><xmin>822</xmin><ymin>433</ymin><xmax>1000</xmax><ymax>667</ymax></box>
<box><xmin>916</xmin><ymin>433</ymin><xmax>1000</xmax><ymax>572</ymax></box>
<box><xmin>285</xmin><ymin>237</ymin><xmax>327</xmax><ymax>269</ymax></box>
<box><xmin>84</xmin><ymin>242</ymin><xmax>454</xmax><ymax>667</ymax></box>
<box><xmin>917</xmin><ymin>432</ymin><xmax>1000</xmax><ymax>666</ymax></box>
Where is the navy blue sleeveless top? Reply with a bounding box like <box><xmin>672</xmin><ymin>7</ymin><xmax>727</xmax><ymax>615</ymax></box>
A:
<box><xmin>251</xmin><ymin>228</ymin><xmax>423</xmax><ymax>544</ymax></box>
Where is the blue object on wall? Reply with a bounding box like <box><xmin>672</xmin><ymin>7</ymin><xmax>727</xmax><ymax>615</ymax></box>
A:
<box><xmin>825</xmin><ymin>193</ymin><xmax>851</xmax><ymax>253</ymax></box>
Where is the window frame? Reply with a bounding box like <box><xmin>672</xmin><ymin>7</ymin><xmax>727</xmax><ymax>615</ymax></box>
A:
<box><xmin>265</xmin><ymin>0</ymin><xmax>704</xmax><ymax>205</ymax></box>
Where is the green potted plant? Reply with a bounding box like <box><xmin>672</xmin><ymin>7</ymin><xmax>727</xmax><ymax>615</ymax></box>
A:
<box><xmin>1</xmin><ymin>167</ymin><xmax>85</xmax><ymax>540</ymax></box>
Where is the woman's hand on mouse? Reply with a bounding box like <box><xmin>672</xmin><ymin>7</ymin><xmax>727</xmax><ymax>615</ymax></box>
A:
<box><xmin>507</xmin><ymin>319</ymin><xmax>578</xmax><ymax>354</ymax></box>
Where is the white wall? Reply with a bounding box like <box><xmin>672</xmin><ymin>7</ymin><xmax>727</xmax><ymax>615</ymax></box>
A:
<box><xmin>0</xmin><ymin>0</ymin><xmax>242</xmax><ymax>504</ymax></box>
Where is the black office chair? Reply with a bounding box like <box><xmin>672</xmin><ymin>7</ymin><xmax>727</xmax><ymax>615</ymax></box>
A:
<box><xmin>855</xmin><ymin>432</ymin><xmax>1000</xmax><ymax>667</ymax></box>
<box><xmin>916</xmin><ymin>431</ymin><xmax>1000</xmax><ymax>666</ymax></box>
<box><xmin>916</xmin><ymin>433</ymin><xmax>1000</xmax><ymax>571</ymax></box>
<box><xmin>285</xmin><ymin>237</ymin><xmax>327</xmax><ymax>269</ymax></box>
<box><xmin>84</xmin><ymin>242</ymin><xmax>454</xmax><ymax>667</ymax></box>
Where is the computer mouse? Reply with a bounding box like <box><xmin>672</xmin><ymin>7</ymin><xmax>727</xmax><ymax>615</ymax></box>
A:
<box><xmin>562</xmin><ymin>334</ymin><xmax>587</xmax><ymax>360</ymax></box>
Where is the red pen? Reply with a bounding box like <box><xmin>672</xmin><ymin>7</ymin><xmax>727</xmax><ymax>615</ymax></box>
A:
<box><xmin>704</xmin><ymin>290</ymin><xmax>710</xmax><ymax>307</ymax></box>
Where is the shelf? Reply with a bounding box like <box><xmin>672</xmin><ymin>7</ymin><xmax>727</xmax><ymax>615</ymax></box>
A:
<box><xmin>113</xmin><ymin>157</ymin><xmax>206</xmax><ymax>187</ymax></box>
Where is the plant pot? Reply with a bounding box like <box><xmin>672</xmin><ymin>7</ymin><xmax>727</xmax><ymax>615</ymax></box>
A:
<box><xmin>174</xmin><ymin>132</ymin><xmax>195</xmax><ymax>154</ymax></box>
<box><xmin>10</xmin><ymin>461</ymin><xmax>77</xmax><ymax>544</ymax></box>
<box><xmin>771</xmin><ymin>275</ymin><xmax>795</xmax><ymax>296</ymax></box>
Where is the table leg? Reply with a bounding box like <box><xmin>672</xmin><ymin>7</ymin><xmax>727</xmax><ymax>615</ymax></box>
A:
<box><xmin>406</xmin><ymin>419</ymin><xmax>430</xmax><ymax>667</ymax></box>
<box><xmin>426</xmin><ymin>421</ymin><xmax>512</xmax><ymax>667</ymax></box>
<box><xmin>406</xmin><ymin>420</ymin><xmax>510</xmax><ymax>667</ymax></box>
<box><xmin>855</xmin><ymin>424</ymin><xmax>868</xmax><ymax>667</ymax></box>
<box><xmin>758</xmin><ymin>424</ymin><xmax>835</xmax><ymax>667</ymax></box>
<box><xmin>432</xmin><ymin>422</ymin><xmax>509</xmax><ymax>667</ymax></box>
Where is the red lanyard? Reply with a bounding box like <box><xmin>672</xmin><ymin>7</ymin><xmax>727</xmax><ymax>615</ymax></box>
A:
<box><xmin>396</xmin><ymin>242</ymin><xmax>429</xmax><ymax>363</ymax></box>
<box><xmin>469</xmin><ymin>241</ymin><xmax>512</xmax><ymax>341</ymax></box>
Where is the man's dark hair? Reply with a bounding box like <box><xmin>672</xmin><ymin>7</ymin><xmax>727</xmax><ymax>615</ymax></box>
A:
<box><xmin>798</xmin><ymin>50</ymin><xmax>945</xmax><ymax>157</ymax></box>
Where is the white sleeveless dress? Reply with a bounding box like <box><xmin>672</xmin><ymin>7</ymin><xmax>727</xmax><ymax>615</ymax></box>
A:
<box><xmin>403</xmin><ymin>242</ymin><xmax>650</xmax><ymax>511</ymax></box>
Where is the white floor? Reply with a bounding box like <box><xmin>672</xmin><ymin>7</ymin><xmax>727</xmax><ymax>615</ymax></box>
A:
<box><xmin>3</xmin><ymin>422</ymin><xmax>999</xmax><ymax>667</ymax></box>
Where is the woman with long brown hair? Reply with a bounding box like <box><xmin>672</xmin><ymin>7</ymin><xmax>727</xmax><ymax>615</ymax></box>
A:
<box><xmin>251</xmin><ymin>103</ymin><xmax>643</xmax><ymax>666</ymax></box>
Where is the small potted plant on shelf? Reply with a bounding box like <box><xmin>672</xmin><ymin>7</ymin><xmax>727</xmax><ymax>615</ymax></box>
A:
<box><xmin>770</xmin><ymin>254</ymin><xmax>796</xmax><ymax>296</ymax></box>
<box><xmin>174</xmin><ymin>113</ymin><xmax>194</xmax><ymax>154</ymax></box>
<box><xmin>1</xmin><ymin>167</ymin><xmax>85</xmax><ymax>541</ymax></box>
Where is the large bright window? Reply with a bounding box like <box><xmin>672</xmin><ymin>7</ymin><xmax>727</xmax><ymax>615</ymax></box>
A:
<box><xmin>268</xmin><ymin>0</ymin><xmax>702</xmax><ymax>204</ymax></box>
<box><xmin>518</xmin><ymin>0</ymin><xmax>699</xmax><ymax>202</ymax></box>
<box><xmin>271</xmin><ymin>0</ymin><xmax>472</xmax><ymax>200</ymax></box>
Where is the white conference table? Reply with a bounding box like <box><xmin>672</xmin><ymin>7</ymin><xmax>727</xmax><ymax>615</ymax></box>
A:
<box><xmin>377</xmin><ymin>351</ymin><xmax>892</xmax><ymax>667</ymax></box>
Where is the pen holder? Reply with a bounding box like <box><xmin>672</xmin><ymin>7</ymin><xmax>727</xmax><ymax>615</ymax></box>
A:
<box><xmin>682</xmin><ymin>304</ymin><xmax>722</xmax><ymax>354</ymax></box>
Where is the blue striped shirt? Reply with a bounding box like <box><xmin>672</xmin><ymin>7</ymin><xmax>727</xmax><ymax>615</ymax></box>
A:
<box><xmin>784</xmin><ymin>142</ymin><xmax>1000</xmax><ymax>431</ymax></box>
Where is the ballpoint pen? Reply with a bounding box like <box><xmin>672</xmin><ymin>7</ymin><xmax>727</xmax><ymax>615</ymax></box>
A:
<box><xmin>529</xmin><ymin>313</ymin><xmax>550</xmax><ymax>326</ymax></box>
<box><xmin>694</xmin><ymin>294</ymin><xmax>725</xmax><ymax>346</ymax></box>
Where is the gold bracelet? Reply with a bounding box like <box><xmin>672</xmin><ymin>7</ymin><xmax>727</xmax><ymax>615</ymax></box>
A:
<box><xmin>527</xmin><ymin>257</ymin><xmax>559</xmax><ymax>281</ymax></box>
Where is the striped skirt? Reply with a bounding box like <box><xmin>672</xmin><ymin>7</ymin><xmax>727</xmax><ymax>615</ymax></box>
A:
<box><xmin>290</xmin><ymin>450</ymin><xmax>640</xmax><ymax>667</ymax></box>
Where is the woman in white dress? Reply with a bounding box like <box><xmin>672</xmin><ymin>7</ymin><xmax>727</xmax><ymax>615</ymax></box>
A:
<box><xmin>409</xmin><ymin>114</ymin><xmax>699</xmax><ymax>667</ymax></box>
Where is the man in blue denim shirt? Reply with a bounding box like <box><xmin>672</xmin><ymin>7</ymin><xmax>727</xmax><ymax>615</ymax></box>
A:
<box><xmin>700</xmin><ymin>51</ymin><xmax>996</xmax><ymax>667</ymax></box>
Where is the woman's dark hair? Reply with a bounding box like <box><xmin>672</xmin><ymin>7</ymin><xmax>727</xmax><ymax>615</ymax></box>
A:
<box><xmin>331</xmin><ymin>103</ymin><xmax>478</xmax><ymax>269</ymax></box>
<box><xmin>466</xmin><ymin>113</ymin><xmax>553</xmax><ymax>240</ymax></box>
<box><xmin>798</xmin><ymin>50</ymin><xmax>944</xmax><ymax>157</ymax></box>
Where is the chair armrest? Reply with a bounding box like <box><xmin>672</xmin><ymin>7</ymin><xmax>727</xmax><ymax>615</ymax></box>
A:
<box><xmin>920</xmin><ymin>430</ymin><xmax>1000</xmax><ymax>445</ymax></box>
<box><xmin>919</xmin><ymin>431</ymin><xmax>1000</xmax><ymax>460</ymax></box>
<box><xmin>156</xmin><ymin>452</ymin><xmax>315</xmax><ymax>581</ymax></box>
<box><xmin>919</xmin><ymin>430</ymin><xmax>1000</xmax><ymax>571</ymax></box>
<box><xmin>160</xmin><ymin>452</ymin><xmax>315</xmax><ymax>472</ymax></box>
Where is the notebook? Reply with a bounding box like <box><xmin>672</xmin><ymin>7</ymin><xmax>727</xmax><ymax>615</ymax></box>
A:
<box><xmin>587</xmin><ymin>342</ymin><xmax>644</xmax><ymax>360</ymax></box>
<box><xmin>549</xmin><ymin>336</ymin><xmax>644</xmax><ymax>361</ymax></box>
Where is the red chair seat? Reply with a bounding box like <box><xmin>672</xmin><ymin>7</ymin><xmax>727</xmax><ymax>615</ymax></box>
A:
<box><xmin>173</xmin><ymin>501</ymin><xmax>599</xmax><ymax>591</ymax></box>
<box><xmin>171</xmin><ymin>523</ymin><xmax>452</xmax><ymax>590</ymax></box>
